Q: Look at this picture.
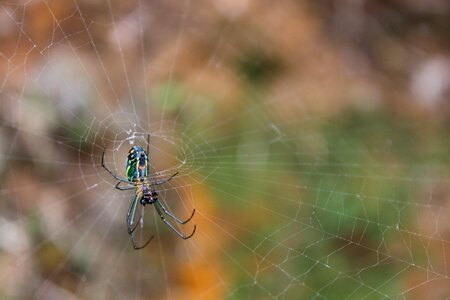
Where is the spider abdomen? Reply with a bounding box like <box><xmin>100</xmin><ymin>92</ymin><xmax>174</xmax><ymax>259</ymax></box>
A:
<box><xmin>126</xmin><ymin>146</ymin><xmax>150</xmax><ymax>182</ymax></box>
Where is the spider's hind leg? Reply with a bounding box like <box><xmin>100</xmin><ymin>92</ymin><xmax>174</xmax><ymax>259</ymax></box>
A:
<box><xmin>101</xmin><ymin>148</ymin><xmax>135</xmax><ymax>184</ymax></box>
<box><xmin>115</xmin><ymin>181</ymin><xmax>136</xmax><ymax>190</ymax></box>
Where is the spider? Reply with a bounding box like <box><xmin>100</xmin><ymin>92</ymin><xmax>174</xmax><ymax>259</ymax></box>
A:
<box><xmin>101</xmin><ymin>135</ymin><xmax>196</xmax><ymax>249</ymax></box>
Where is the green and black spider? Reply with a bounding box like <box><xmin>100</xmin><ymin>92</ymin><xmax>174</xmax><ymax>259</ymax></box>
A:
<box><xmin>101</xmin><ymin>135</ymin><xmax>196</xmax><ymax>249</ymax></box>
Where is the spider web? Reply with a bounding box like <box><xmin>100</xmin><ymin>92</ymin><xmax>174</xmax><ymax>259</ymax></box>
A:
<box><xmin>0</xmin><ymin>0</ymin><xmax>449</xmax><ymax>299</ymax></box>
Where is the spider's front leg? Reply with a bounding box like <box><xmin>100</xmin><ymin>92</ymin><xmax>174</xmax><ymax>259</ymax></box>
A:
<box><xmin>155</xmin><ymin>205</ymin><xmax>196</xmax><ymax>240</ymax></box>
<box><xmin>126</xmin><ymin>191</ymin><xmax>154</xmax><ymax>249</ymax></box>
<box><xmin>131</xmin><ymin>232</ymin><xmax>154</xmax><ymax>250</ymax></box>
<box><xmin>155</xmin><ymin>200</ymin><xmax>195</xmax><ymax>224</ymax></box>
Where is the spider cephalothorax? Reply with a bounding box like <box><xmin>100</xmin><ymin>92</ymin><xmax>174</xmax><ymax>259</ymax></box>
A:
<box><xmin>140</xmin><ymin>184</ymin><xmax>158</xmax><ymax>206</ymax></box>
<box><xmin>101</xmin><ymin>135</ymin><xmax>196</xmax><ymax>249</ymax></box>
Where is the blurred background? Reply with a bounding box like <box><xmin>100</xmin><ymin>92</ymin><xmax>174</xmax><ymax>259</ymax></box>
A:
<box><xmin>0</xmin><ymin>0</ymin><xmax>449</xmax><ymax>299</ymax></box>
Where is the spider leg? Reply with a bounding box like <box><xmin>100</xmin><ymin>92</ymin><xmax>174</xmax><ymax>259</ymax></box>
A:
<box><xmin>127</xmin><ymin>216</ymin><xmax>141</xmax><ymax>234</ymax></box>
<box><xmin>127</xmin><ymin>194</ymin><xmax>153</xmax><ymax>249</ymax></box>
<box><xmin>126</xmin><ymin>191</ymin><xmax>141</xmax><ymax>233</ymax></box>
<box><xmin>126</xmin><ymin>212</ymin><xmax>146</xmax><ymax>246</ymax></box>
<box><xmin>155</xmin><ymin>205</ymin><xmax>196</xmax><ymax>239</ymax></box>
<box><xmin>153</xmin><ymin>171</ymin><xmax>179</xmax><ymax>186</ymax></box>
<box><xmin>147</xmin><ymin>134</ymin><xmax>150</xmax><ymax>155</ymax></box>
<box><xmin>115</xmin><ymin>181</ymin><xmax>137</xmax><ymax>191</ymax></box>
<box><xmin>101</xmin><ymin>148</ymin><xmax>135</xmax><ymax>184</ymax></box>
<box><xmin>131</xmin><ymin>231</ymin><xmax>154</xmax><ymax>250</ymax></box>
<box><xmin>155</xmin><ymin>200</ymin><xmax>195</xmax><ymax>224</ymax></box>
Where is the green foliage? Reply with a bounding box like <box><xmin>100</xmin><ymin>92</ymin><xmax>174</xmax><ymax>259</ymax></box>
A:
<box><xmin>197</xmin><ymin>107</ymin><xmax>449</xmax><ymax>298</ymax></box>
